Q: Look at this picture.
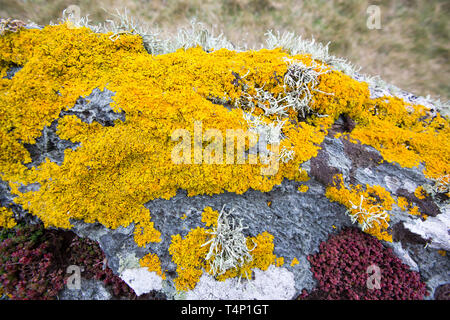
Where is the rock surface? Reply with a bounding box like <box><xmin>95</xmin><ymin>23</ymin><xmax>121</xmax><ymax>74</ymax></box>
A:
<box><xmin>59</xmin><ymin>278</ymin><xmax>112</xmax><ymax>300</ymax></box>
<box><xmin>2</xmin><ymin>83</ymin><xmax>447</xmax><ymax>300</ymax></box>
<box><xmin>64</xmin><ymin>100</ymin><xmax>448</xmax><ymax>299</ymax></box>
<box><xmin>0</xmin><ymin>25</ymin><xmax>448</xmax><ymax>299</ymax></box>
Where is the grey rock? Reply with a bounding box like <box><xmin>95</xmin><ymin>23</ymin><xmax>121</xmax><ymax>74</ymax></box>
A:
<box><xmin>404</xmin><ymin>208</ymin><xmax>450</xmax><ymax>251</ymax></box>
<box><xmin>3</xmin><ymin>64</ymin><xmax>22</xmax><ymax>79</ymax></box>
<box><xmin>61</xmin><ymin>88</ymin><xmax>125</xmax><ymax>126</ymax></box>
<box><xmin>23</xmin><ymin>119</ymin><xmax>79</xmax><ymax>168</ymax></box>
<box><xmin>2</xmin><ymin>86</ymin><xmax>448</xmax><ymax>299</ymax></box>
<box><xmin>0</xmin><ymin>177</ymin><xmax>39</xmax><ymax>225</ymax></box>
<box><xmin>142</xmin><ymin>178</ymin><xmax>354</xmax><ymax>296</ymax></box>
<box><xmin>59</xmin><ymin>278</ymin><xmax>112</xmax><ymax>300</ymax></box>
<box><xmin>399</xmin><ymin>242</ymin><xmax>450</xmax><ymax>300</ymax></box>
<box><xmin>22</xmin><ymin>88</ymin><xmax>125</xmax><ymax>169</ymax></box>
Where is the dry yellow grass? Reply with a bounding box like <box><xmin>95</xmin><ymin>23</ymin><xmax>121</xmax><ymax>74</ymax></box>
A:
<box><xmin>1</xmin><ymin>0</ymin><xmax>448</xmax><ymax>100</ymax></box>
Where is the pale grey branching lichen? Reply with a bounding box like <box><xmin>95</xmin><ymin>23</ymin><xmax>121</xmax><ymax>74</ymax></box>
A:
<box><xmin>242</xmin><ymin>111</ymin><xmax>294</xmax><ymax>163</ymax></box>
<box><xmin>347</xmin><ymin>195</ymin><xmax>390</xmax><ymax>232</ymax></box>
<box><xmin>243</xmin><ymin>110</ymin><xmax>289</xmax><ymax>161</ymax></box>
<box><xmin>237</xmin><ymin>58</ymin><xmax>332</xmax><ymax>163</ymax></box>
<box><xmin>244</xmin><ymin>87</ymin><xmax>290</xmax><ymax>117</ymax></box>
<box><xmin>433</xmin><ymin>174</ymin><xmax>450</xmax><ymax>195</ymax></box>
<box><xmin>60</xmin><ymin>8</ymin><xmax>168</xmax><ymax>54</ymax></box>
<box><xmin>167</xmin><ymin>19</ymin><xmax>235</xmax><ymax>53</ymax></box>
<box><xmin>201</xmin><ymin>206</ymin><xmax>256</xmax><ymax>277</ymax></box>
<box><xmin>283</xmin><ymin>59</ymin><xmax>332</xmax><ymax>118</ymax></box>
<box><xmin>265</xmin><ymin>29</ymin><xmax>450</xmax><ymax>121</ymax></box>
<box><xmin>239</xmin><ymin>58</ymin><xmax>332</xmax><ymax>120</ymax></box>
<box><xmin>277</xmin><ymin>146</ymin><xmax>295</xmax><ymax>163</ymax></box>
<box><xmin>60</xmin><ymin>9</ymin><xmax>235</xmax><ymax>55</ymax></box>
<box><xmin>265</xmin><ymin>30</ymin><xmax>361</xmax><ymax>76</ymax></box>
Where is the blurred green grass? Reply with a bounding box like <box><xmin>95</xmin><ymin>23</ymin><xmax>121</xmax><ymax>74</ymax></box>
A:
<box><xmin>1</xmin><ymin>0</ymin><xmax>448</xmax><ymax>100</ymax></box>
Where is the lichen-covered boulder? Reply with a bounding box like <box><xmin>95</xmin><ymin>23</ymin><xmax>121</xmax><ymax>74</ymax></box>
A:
<box><xmin>0</xmin><ymin>16</ymin><xmax>448</xmax><ymax>300</ymax></box>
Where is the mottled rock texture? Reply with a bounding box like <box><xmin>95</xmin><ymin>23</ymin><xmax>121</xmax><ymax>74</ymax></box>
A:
<box><xmin>1</xmin><ymin>83</ymin><xmax>447</xmax><ymax>300</ymax></box>
<box><xmin>0</xmin><ymin>23</ymin><xmax>448</xmax><ymax>299</ymax></box>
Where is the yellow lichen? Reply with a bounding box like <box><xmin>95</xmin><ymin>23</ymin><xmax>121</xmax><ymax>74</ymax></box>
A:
<box><xmin>397</xmin><ymin>196</ymin><xmax>409</xmax><ymax>211</ymax></box>
<box><xmin>168</xmin><ymin>227</ymin><xmax>209</xmax><ymax>291</ymax></box>
<box><xmin>139</xmin><ymin>252</ymin><xmax>166</xmax><ymax>279</ymax></box>
<box><xmin>275</xmin><ymin>256</ymin><xmax>285</xmax><ymax>267</ymax></box>
<box><xmin>0</xmin><ymin>23</ymin><xmax>448</xmax><ymax>248</ymax></box>
<box><xmin>312</xmin><ymin>64</ymin><xmax>449</xmax><ymax>181</ymax></box>
<box><xmin>290</xmin><ymin>257</ymin><xmax>299</xmax><ymax>267</ymax></box>
<box><xmin>0</xmin><ymin>25</ymin><xmax>326</xmax><ymax>245</ymax></box>
<box><xmin>133</xmin><ymin>216</ymin><xmax>162</xmax><ymax>247</ymax></box>
<box><xmin>397</xmin><ymin>196</ymin><xmax>428</xmax><ymax>219</ymax></box>
<box><xmin>168</xmin><ymin>207</ymin><xmax>279</xmax><ymax>291</ymax></box>
<box><xmin>325</xmin><ymin>174</ymin><xmax>393</xmax><ymax>242</ymax></box>
<box><xmin>298</xmin><ymin>185</ymin><xmax>309</xmax><ymax>193</ymax></box>
<box><xmin>345</xmin><ymin>97</ymin><xmax>450</xmax><ymax>181</ymax></box>
<box><xmin>0</xmin><ymin>207</ymin><xmax>16</xmax><ymax>229</ymax></box>
<box><xmin>408</xmin><ymin>206</ymin><xmax>422</xmax><ymax>216</ymax></box>
<box><xmin>201</xmin><ymin>206</ymin><xmax>219</xmax><ymax>228</ymax></box>
<box><xmin>438</xmin><ymin>250</ymin><xmax>447</xmax><ymax>257</ymax></box>
<box><xmin>414</xmin><ymin>186</ymin><xmax>427</xmax><ymax>200</ymax></box>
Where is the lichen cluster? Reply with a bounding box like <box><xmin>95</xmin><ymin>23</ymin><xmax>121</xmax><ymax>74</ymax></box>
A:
<box><xmin>168</xmin><ymin>206</ymin><xmax>279</xmax><ymax>291</ymax></box>
<box><xmin>397</xmin><ymin>196</ymin><xmax>428</xmax><ymax>220</ymax></box>
<box><xmin>139</xmin><ymin>252</ymin><xmax>166</xmax><ymax>280</ymax></box>
<box><xmin>0</xmin><ymin>24</ymin><xmax>322</xmax><ymax>244</ymax></box>
<box><xmin>0</xmin><ymin>207</ymin><xmax>16</xmax><ymax>229</ymax></box>
<box><xmin>0</xmin><ymin>22</ymin><xmax>449</xmax><ymax>292</ymax></box>
<box><xmin>325</xmin><ymin>175</ymin><xmax>395</xmax><ymax>242</ymax></box>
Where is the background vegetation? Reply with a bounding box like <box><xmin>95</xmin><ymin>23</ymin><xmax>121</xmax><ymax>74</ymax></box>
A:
<box><xmin>1</xmin><ymin>0</ymin><xmax>449</xmax><ymax>100</ymax></box>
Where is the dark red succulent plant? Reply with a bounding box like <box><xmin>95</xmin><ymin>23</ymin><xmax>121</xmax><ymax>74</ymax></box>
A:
<box><xmin>0</xmin><ymin>223</ymin><xmax>140</xmax><ymax>299</ymax></box>
<box><xmin>300</xmin><ymin>227</ymin><xmax>429</xmax><ymax>300</ymax></box>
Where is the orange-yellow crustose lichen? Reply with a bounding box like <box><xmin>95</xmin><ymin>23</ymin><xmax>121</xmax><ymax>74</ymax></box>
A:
<box><xmin>414</xmin><ymin>186</ymin><xmax>427</xmax><ymax>200</ymax></box>
<box><xmin>346</xmin><ymin>97</ymin><xmax>449</xmax><ymax>181</ymax></box>
<box><xmin>397</xmin><ymin>196</ymin><xmax>409</xmax><ymax>211</ymax></box>
<box><xmin>408</xmin><ymin>206</ymin><xmax>422</xmax><ymax>216</ymax></box>
<box><xmin>0</xmin><ymin>207</ymin><xmax>16</xmax><ymax>228</ymax></box>
<box><xmin>133</xmin><ymin>215</ymin><xmax>162</xmax><ymax>247</ymax></box>
<box><xmin>297</xmin><ymin>185</ymin><xmax>309</xmax><ymax>193</ymax></box>
<box><xmin>139</xmin><ymin>252</ymin><xmax>166</xmax><ymax>279</ymax></box>
<box><xmin>201</xmin><ymin>206</ymin><xmax>219</xmax><ymax>227</ymax></box>
<box><xmin>290</xmin><ymin>257</ymin><xmax>299</xmax><ymax>267</ymax></box>
<box><xmin>313</xmin><ymin>68</ymin><xmax>449</xmax><ymax>181</ymax></box>
<box><xmin>275</xmin><ymin>256</ymin><xmax>285</xmax><ymax>267</ymax></box>
<box><xmin>168</xmin><ymin>207</ymin><xmax>278</xmax><ymax>291</ymax></box>
<box><xmin>325</xmin><ymin>174</ymin><xmax>394</xmax><ymax>242</ymax></box>
<box><xmin>408</xmin><ymin>205</ymin><xmax>428</xmax><ymax>220</ymax></box>
<box><xmin>397</xmin><ymin>196</ymin><xmax>428</xmax><ymax>220</ymax></box>
<box><xmin>0</xmin><ymin>24</ymin><xmax>448</xmax><ymax>246</ymax></box>
<box><xmin>0</xmin><ymin>24</ymin><xmax>328</xmax><ymax>246</ymax></box>
<box><xmin>168</xmin><ymin>227</ymin><xmax>208</xmax><ymax>291</ymax></box>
